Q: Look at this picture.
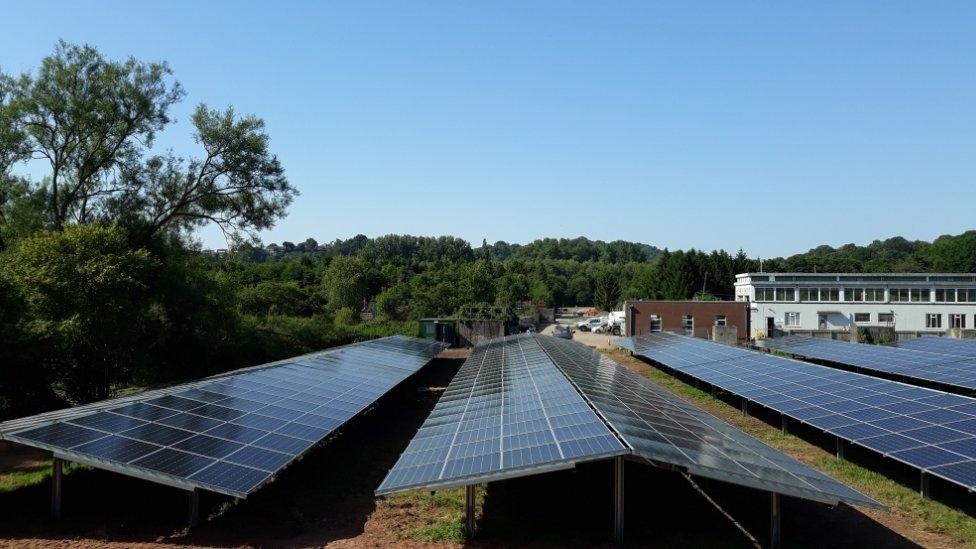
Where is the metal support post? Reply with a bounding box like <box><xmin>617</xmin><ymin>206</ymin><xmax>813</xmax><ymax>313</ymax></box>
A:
<box><xmin>780</xmin><ymin>415</ymin><xmax>788</xmax><ymax>434</ymax></box>
<box><xmin>464</xmin><ymin>485</ymin><xmax>476</xmax><ymax>536</ymax></box>
<box><xmin>188</xmin><ymin>488</ymin><xmax>200</xmax><ymax>527</ymax></box>
<box><xmin>741</xmin><ymin>398</ymin><xmax>748</xmax><ymax>415</ymax></box>
<box><xmin>51</xmin><ymin>457</ymin><xmax>63</xmax><ymax>520</ymax></box>
<box><xmin>613</xmin><ymin>455</ymin><xmax>625</xmax><ymax>542</ymax></box>
<box><xmin>770</xmin><ymin>492</ymin><xmax>781</xmax><ymax>549</ymax></box>
<box><xmin>920</xmin><ymin>472</ymin><xmax>930</xmax><ymax>499</ymax></box>
<box><xmin>835</xmin><ymin>437</ymin><xmax>845</xmax><ymax>459</ymax></box>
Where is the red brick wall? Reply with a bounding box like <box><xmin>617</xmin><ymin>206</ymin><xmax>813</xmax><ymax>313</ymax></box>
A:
<box><xmin>625</xmin><ymin>301</ymin><xmax>749</xmax><ymax>340</ymax></box>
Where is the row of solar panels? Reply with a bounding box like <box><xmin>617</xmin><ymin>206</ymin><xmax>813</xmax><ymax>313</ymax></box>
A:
<box><xmin>378</xmin><ymin>334</ymin><xmax>879</xmax><ymax>508</ymax></box>
<box><xmin>624</xmin><ymin>333</ymin><xmax>976</xmax><ymax>491</ymax></box>
<box><xmin>0</xmin><ymin>336</ymin><xmax>447</xmax><ymax>498</ymax></box>
<box><xmin>762</xmin><ymin>335</ymin><xmax>976</xmax><ymax>392</ymax></box>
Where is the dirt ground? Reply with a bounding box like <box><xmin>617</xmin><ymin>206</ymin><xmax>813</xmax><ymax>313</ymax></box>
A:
<box><xmin>540</xmin><ymin>322</ymin><xmax>621</xmax><ymax>350</ymax></box>
<box><xmin>0</xmin><ymin>347</ymin><xmax>967</xmax><ymax>548</ymax></box>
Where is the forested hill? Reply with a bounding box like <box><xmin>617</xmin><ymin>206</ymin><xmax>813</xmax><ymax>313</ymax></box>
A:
<box><xmin>256</xmin><ymin>231</ymin><xmax>976</xmax><ymax>273</ymax></box>
<box><xmin>258</xmin><ymin>235</ymin><xmax>661</xmax><ymax>264</ymax></box>
<box><xmin>764</xmin><ymin>232</ymin><xmax>976</xmax><ymax>273</ymax></box>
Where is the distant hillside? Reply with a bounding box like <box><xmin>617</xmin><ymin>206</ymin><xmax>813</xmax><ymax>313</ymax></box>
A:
<box><xmin>765</xmin><ymin>231</ymin><xmax>976</xmax><ymax>273</ymax></box>
<box><xmin>255</xmin><ymin>231</ymin><xmax>976</xmax><ymax>273</ymax></box>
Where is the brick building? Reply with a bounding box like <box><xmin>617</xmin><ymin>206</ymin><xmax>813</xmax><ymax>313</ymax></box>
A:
<box><xmin>624</xmin><ymin>300</ymin><xmax>750</xmax><ymax>341</ymax></box>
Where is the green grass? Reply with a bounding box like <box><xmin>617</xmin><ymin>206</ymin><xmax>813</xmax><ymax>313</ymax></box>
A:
<box><xmin>385</xmin><ymin>486</ymin><xmax>482</xmax><ymax>543</ymax></box>
<box><xmin>814</xmin><ymin>456</ymin><xmax>976</xmax><ymax>545</ymax></box>
<box><xmin>605</xmin><ymin>349</ymin><xmax>976</xmax><ymax>547</ymax></box>
<box><xmin>0</xmin><ymin>459</ymin><xmax>85</xmax><ymax>493</ymax></box>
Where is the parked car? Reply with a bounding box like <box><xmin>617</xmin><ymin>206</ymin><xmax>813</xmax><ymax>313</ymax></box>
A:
<box><xmin>552</xmin><ymin>325</ymin><xmax>573</xmax><ymax>339</ymax></box>
<box><xmin>577</xmin><ymin>317</ymin><xmax>606</xmax><ymax>332</ymax></box>
<box><xmin>592</xmin><ymin>321</ymin><xmax>612</xmax><ymax>334</ymax></box>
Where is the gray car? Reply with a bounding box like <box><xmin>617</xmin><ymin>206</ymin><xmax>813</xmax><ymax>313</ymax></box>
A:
<box><xmin>552</xmin><ymin>325</ymin><xmax>573</xmax><ymax>339</ymax></box>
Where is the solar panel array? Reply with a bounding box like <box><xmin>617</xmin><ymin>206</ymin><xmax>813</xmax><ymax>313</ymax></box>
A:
<box><xmin>536</xmin><ymin>336</ymin><xmax>878</xmax><ymax>507</ymax></box>
<box><xmin>2</xmin><ymin>336</ymin><xmax>445</xmax><ymax>498</ymax></box>
<box><xmin>762</xmin><ymin>335</ymin><xmax>976</xmax><ymax>392</ymax></box>
<box><xmin>625</xmin><ymin>332</ymin><xmax>976</xmax><ymax>491</ymax></box>
<box><xmin>376</xmin><ymin>335</ymin><xmax>627</xmax><ymax>494</ymax></box>
<box><xmin>899</xmin><ymin>337</ymin><xmax>976</xmax><ymax>359</ymax></box>
<box><xmin>379</xmin><ymin>334</ymin><xmax>877</xmax><ymax>509</ymax></box>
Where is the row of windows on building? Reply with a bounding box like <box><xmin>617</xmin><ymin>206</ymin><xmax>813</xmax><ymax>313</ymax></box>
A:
<box><xmin>752</xmin><ymin>287</ymin><xmax>976</xmax><ymax>303</ymax></box>
<box><xmin>780</xmin><ymin>312</ymin><xmax>969</xmax><ymax>328</ymax></box>
<box><xmin>648</xmin><ymin>314</ymin><xmax>727</xmax><ymax>335</ymax></box>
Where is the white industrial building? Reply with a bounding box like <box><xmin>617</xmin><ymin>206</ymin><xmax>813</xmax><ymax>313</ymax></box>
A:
<box><xmin>734</xmin><ymin>272</ymin><xmax>976</xmax><ymax>338</ymax></box>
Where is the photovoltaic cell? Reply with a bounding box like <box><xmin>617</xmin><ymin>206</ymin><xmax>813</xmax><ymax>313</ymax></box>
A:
<box><xmin>624</xmin><ymin>332</ymin><xmax>976</xmax><ymax>492</ymax></box>
<box><xmin>378</xmin><ymin>334</ymin><xmax>876</xmax><ymax>510</ymax></box>
<box><xmin>376</xmin><ymin>335</ymin><xmax>627</xmax><ymax>494</ymax></box>
<box><xmin>535</xmin><ymin>336</ymin><xmax>877</xmax><ymax>507</ymax></box>
<box><xmin>763</xmin><ymin>335</ymin><xmax>976</xmax><ymax>392</ymax></box>
<box><xmin>1</xmin><ymin>335</ymin><xmax>445</xmax><ymax>498</ymax></box>
<box><xmin>898</xmin><ymin>337</ymin><xmax>976</xmax><ymax>359</ymax></box>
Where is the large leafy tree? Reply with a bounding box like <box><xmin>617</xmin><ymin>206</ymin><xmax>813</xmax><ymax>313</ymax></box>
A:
<box><xmin>7</xmin><ymin>41</ymin><xmax>183</xmax><ymax>228</ymax></box>
<box><xmin>2</xmin><ymin>225</ymin><xmax>155</xmax><ymax>403</ymax></box>
<box><xmin>110</xmin><ymin>104</ymin><xmax>296</xmax><ymax>243</ymax></box>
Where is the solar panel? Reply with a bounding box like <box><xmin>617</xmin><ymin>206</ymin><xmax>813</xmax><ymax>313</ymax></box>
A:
<box><xmin>379</xmin><ymin>334</ymin><xmax>877</xmax><ymax>510</ymax></box>
<box><xmin>536</xmin><ymin>336</ymin><xmax>878</xmax><ymax>507</ymax></box>
<box><xmin>376</xmin><ymin>335</ymin><xmax>628</xmax><ymax>494</ymax></box>
<box><xmin>898</xmin><ymin>337</ymin><xmax>976</xmax><ymax>359</ymax></box>
<box><xmin>625</xmin><ymin>332</ymin><xmax>976</xmax><ymax>492</ymax></box>
<box><xmin>0</xmin><ymin>335</ymin><xmax>446</xmax><ymax>498</ymax></box>
<box><xmin>762</xmin><ymin>335</ymin><xmax>976</xmax><ymax>392</ymax></box>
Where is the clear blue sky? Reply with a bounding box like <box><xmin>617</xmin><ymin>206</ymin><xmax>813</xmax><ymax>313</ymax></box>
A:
<box><xmin>2</xmin><ymin>1</ymin><xmax>974</xmax><ymax>257</ymax></box>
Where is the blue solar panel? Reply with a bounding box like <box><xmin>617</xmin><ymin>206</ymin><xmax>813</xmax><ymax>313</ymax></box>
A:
<box><xmin>378</xmin><ymin>334</ymin><xmax>878</xmax><ymax>510</ymax></box>
<box><xmin>1</xmin><ymin>336</ymin><xmax>446</xmax><ymax>498</ymax></box>
<box><xmin>624</xmin><ymin>332</ymin><xmax>976</xmax><ymax>491</ymax></box>
<box><xmin>763</xmin><ymin>335</ymin><xmax>976</xmax><ymax>391</ymax></box>
<box><xmin>898</xmin><ymin>337</ymin><xmax>976</xmax><ymax>359</ymax></box>
<box><xmin>377</xmin><ymin>335</ymin><xmax>627</xmax><ymax>494</ymax></box>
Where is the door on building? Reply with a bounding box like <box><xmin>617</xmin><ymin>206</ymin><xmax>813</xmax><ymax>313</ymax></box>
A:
<box><xmin>818</xmin><ymin>313</ymin><xmax>828</xmax><ymax>330</ymax></box>
<box><xmin>766</xmin><ymin>317</ymin><xmax>775</xmax><ymax>338</ymax></box>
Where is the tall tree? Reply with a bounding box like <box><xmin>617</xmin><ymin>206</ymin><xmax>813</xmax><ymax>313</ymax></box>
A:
<box><xmin>593</xmin><ymin>269</ymin><xmax>621</xmax><ymax>311</ymax></box>
<box><xmin>7</xmin><ymin>41</ymin><xmax>184</xmax><ymax>228</ymax></box>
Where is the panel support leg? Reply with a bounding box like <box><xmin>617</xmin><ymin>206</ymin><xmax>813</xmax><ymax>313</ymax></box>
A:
<box><xmin>741</xmin><ymin>398</ymin><xmax>748</xmax><ymax>415</ymax></box>
<box><xmin>188</xmin><ymin>488</ymin><xmax>200</xmax><ymax>528</ymax></box>
<box><xmin>920</xmin><ymin>472</ymin><xmax>930</xmax><ymax>499</ymax></box>
<box><xmin>613</xmin><ymin>455</ymin><xmax>625</xmax><ymax>542</ymax></box>
<box><xmin>770</xmin><ymin>492</ymin><xmax>781</xmax><ymax>549</ymax></box>
<box><xmin>464</xmin><ymin>485</ymin><xmax>476</xmax><ymax>536</ymax></box>
<box><xmin>835</xmin><ymin>437</ymin><xmax>845</xmax><ymax>459</ymax></box>
<box><xmin>780</xmin><ymin>415</ymin><xmax>788</xmax><ymax>434</ymax></box>
<box><xmin>51</xmin><ymin>457</ymin><xmax>63</xmax><ymax>520</ymax></box>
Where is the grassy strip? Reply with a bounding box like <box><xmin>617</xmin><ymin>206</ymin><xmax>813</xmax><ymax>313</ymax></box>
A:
<box><xmin>604</xmin><ymin>348</ymin><xmax>976</xmax><ymax>546</ymax></box>
<box><xmin>0</xmin><ymin>459</ymin><xmax>84</xmax><ymax>493</ymax></box>
<box><xmin>382</xmin><ymin>485</ymin><xmax>482</xmax><ymax>543</ymax></box>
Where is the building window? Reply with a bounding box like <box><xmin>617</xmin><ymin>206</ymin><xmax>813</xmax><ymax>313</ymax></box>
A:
<box><xmin>890</xmin><ymin>288</ymin><xmax>908</xmax><ymax>302</ymax></box>
<box><xmin>799</xmin><ymin>288</ymin><xmax>837</xmax><ymax>301</ymax></box>
<box><xmin>649</xmin><ymin>315</ymin><xmax>661</xmax><ymax>332</ymax></box>
<box><xmin>682</xmin><ymin>315</ymin><xmax>694</xmax><ymax>335</ymax></box>
<box><xmin>910</xmin><ymin>289</ymin><xmax>930</xmax><ymax>302</ymax></box>
<box><xmin>936</xmin><ymin>289</ymin><xmax>957</xmax><ymax>303</ymax></box>
<box><xmin>784</xmin><ymin>312</ymin><xmax>801</xmax><ymax>327</ymax></box>
<box><xmin>854</xmin><ymin>313</ymin><xmax>870</xmax><ymax>323</ymax></box>
<box><xmin>878</xmin><ymin>312</ymin><xmax>894</xmax><ymax>324</ymax></box>
<box><xmin>775</xmin><ymin>288</ymin><xmax>794</xmax><ymax>301</ymax></box>
<box><xmin>926</xmin><ymin>314</ymin><xmax>943</xmax><ymax>329</ymax></box>
<box><xmin>865</xmin><ymin>288</ymin><xmax>885</xmax><ymax>302</ymax></box>
<box><xmin>959</xmin><ymin>289</ymin><xmax>976</xmax><ymax>302</ymax></box>
<box><xmin>846</xmin><ymin>288</ymin><xmax>862</xmax><ymax>302</ymax></box>
<box><xmin>755</xmin><ymin>288</ymin><xmax>774</xmax><ymax>301</ymax></box>
<box><xmin>951</xmin><ymin>314</ymin><xmax>967</xmax><ymax>329</ymax></box>
<box><xmin>714</xmin><ymin>315</ymin><xmax>727</xmax><ymax>327</ymax></box>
